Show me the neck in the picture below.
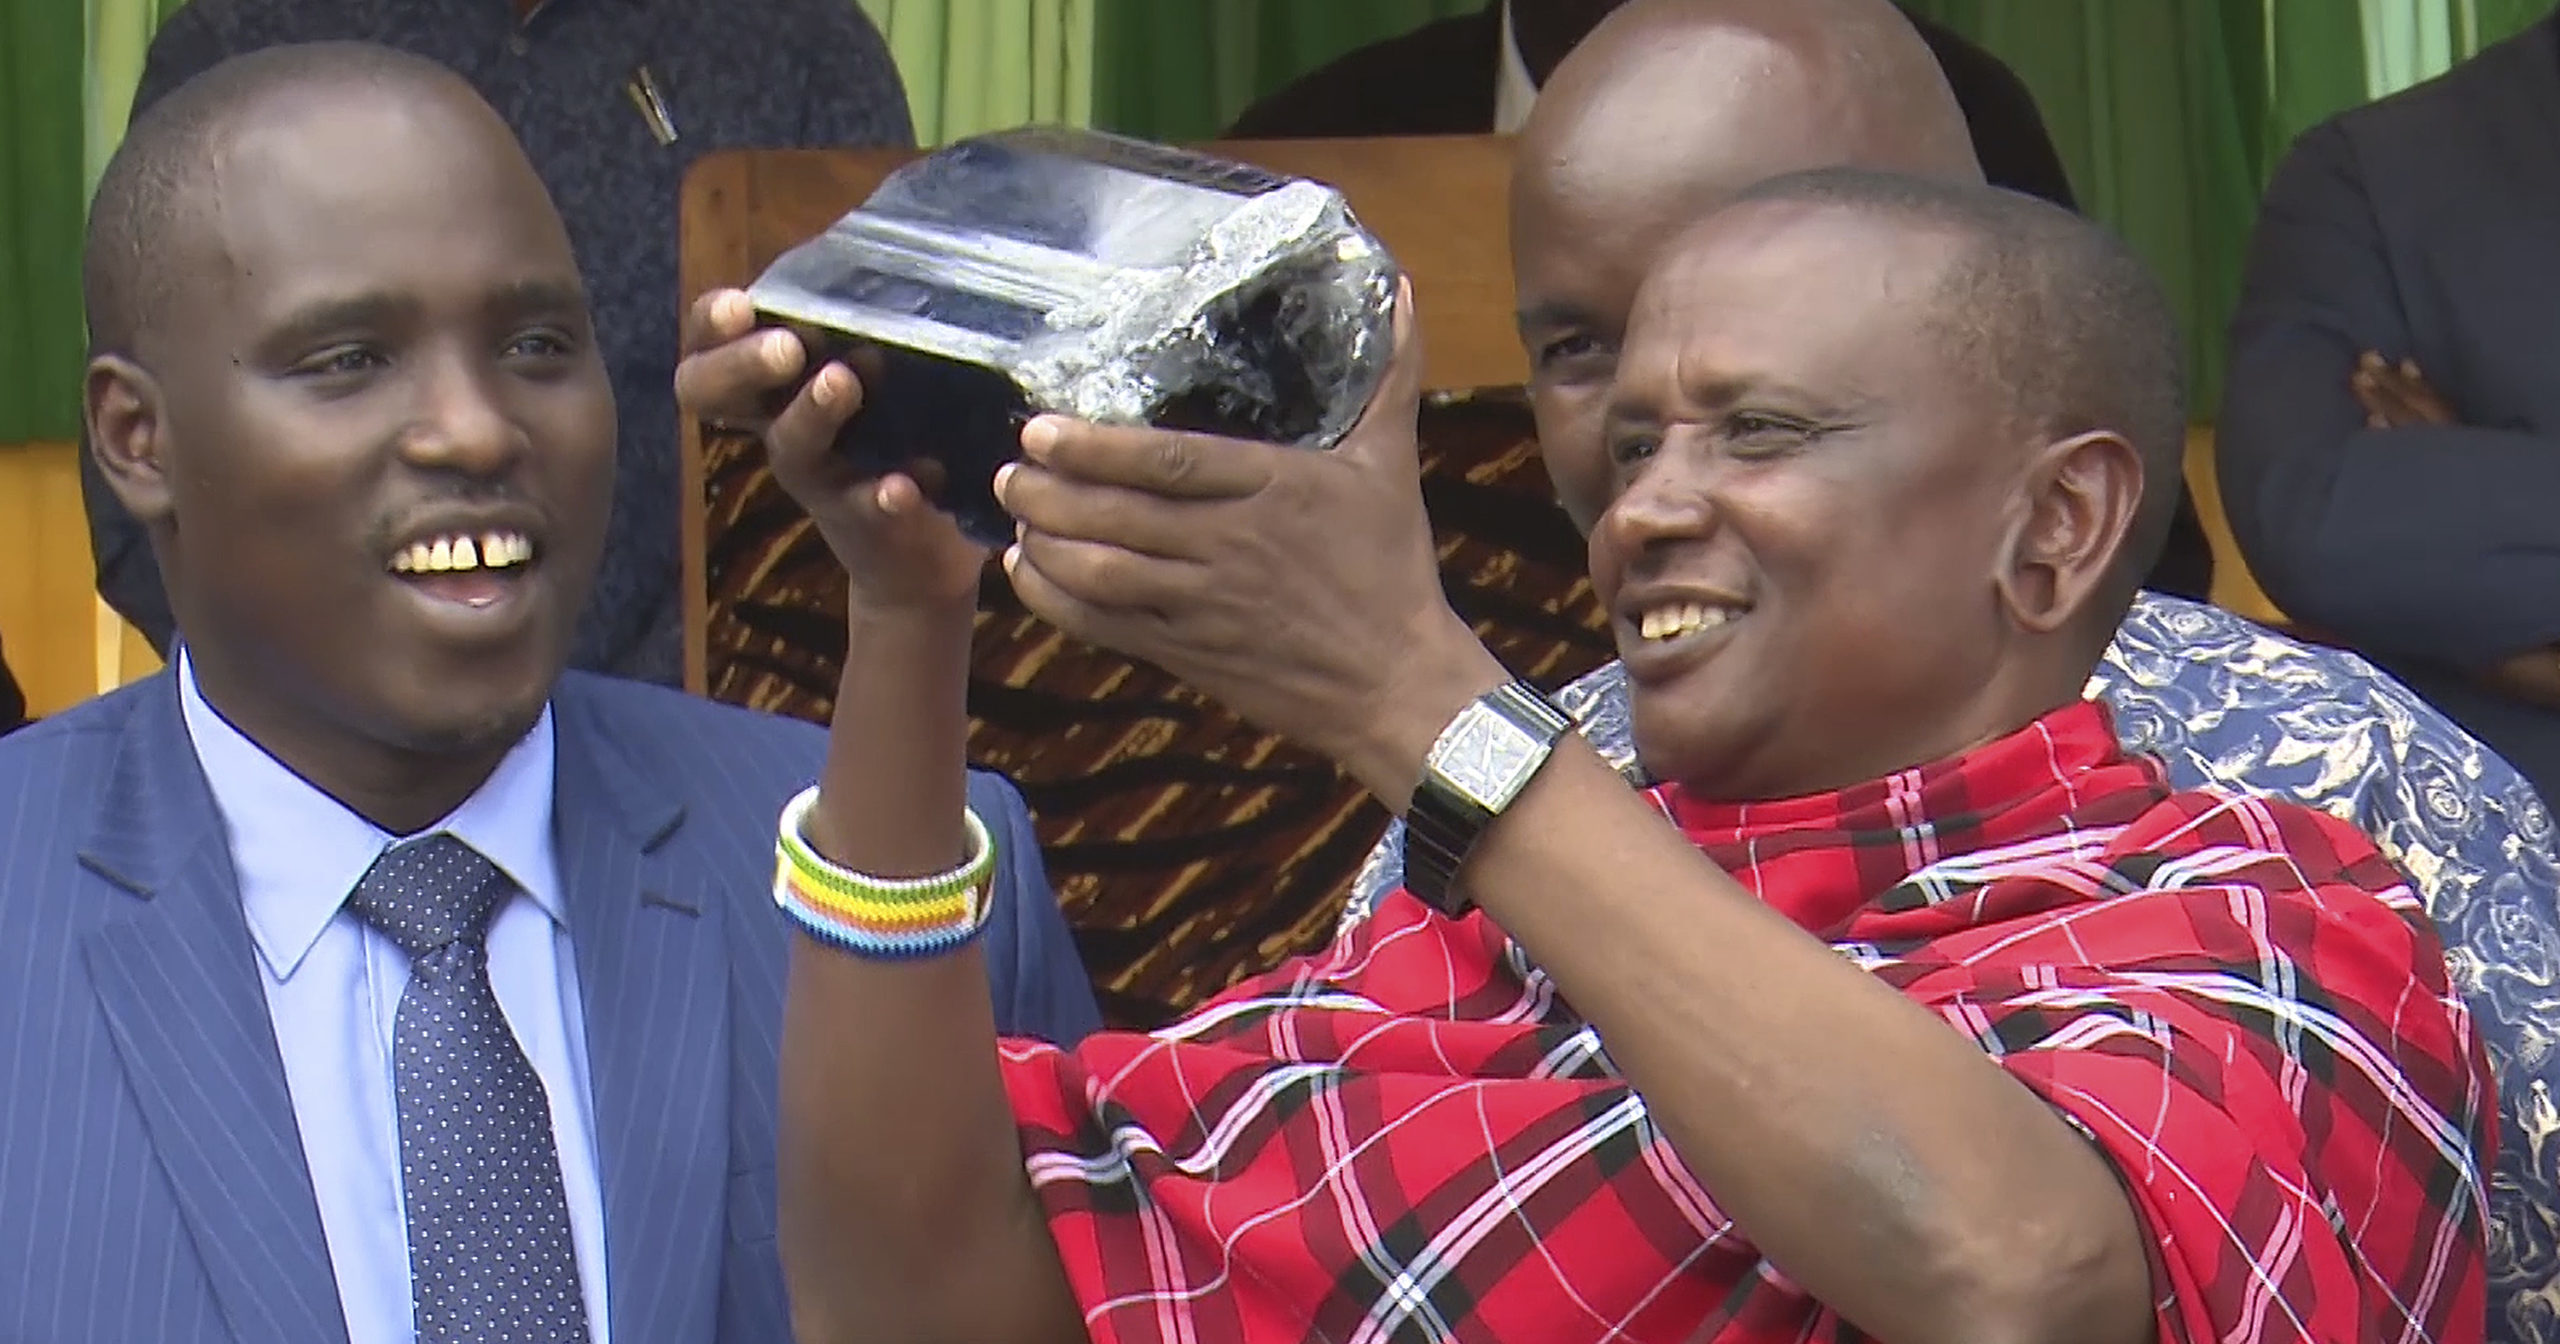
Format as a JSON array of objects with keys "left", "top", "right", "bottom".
[
  {"left": 183, "top": 647, "right": 527, "bottom": 837},
  {"left": 1655, "top": 668, "right": 2091, "bottom": 806}
]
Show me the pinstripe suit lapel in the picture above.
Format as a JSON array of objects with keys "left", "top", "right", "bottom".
[
  {"left": 77, "top": 675, "right": 351, "bottom": 1344},
  {"left": 550, "top": 678, "right": 731, "bottom": 1344}
]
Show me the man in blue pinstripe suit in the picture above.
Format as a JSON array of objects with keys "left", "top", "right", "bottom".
[{"left": 0, "top": 43, "right": 1098, "bottom": 1344}]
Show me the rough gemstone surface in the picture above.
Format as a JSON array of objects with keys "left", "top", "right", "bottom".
[{"left": 748, "top": 126, "right": 1402, "bottom": 545}]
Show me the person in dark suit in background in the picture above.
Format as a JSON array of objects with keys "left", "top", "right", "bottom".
[
  {"left": 2218, "top": 12, "right": 2560, "bottom": 808},
  {"left": 84, "top": 0, "right": 917, "bottom": 687},
  {"left": 1228, "top": 0, "right": 2217, "bottom": 603},
  {"left": 2, "top": 44, "right": 1096, "bottom": 1344}
]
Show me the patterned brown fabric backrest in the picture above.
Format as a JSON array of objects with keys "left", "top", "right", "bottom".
[{"left": 699, "top": 389, "right": 1609, "bottom": 1026}]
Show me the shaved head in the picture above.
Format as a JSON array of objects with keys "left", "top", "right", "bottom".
[
  {"left": 1726, "top": 168, "right": 2186, "bottom": 612},
  {"left": 77, "top": 40, "right": 613, "bottom": 825},
  {"left": 1519, "top": 0, "right": 1979, "bottom": 224},
  {"left": 83, "top": 42, "right": 517, "bottom": 362},
  {"left": 1509, "top": 0, "right": 1989, "bottom": 535},
  {"left": 1590, "top": 170, "right": 2177, "bottom": 795}
]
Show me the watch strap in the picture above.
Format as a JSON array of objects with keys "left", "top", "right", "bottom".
[{"left": 1404, "top": 681, "right": 1574, "bottom": 916}]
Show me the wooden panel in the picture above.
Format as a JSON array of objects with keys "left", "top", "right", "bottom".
[
  {"left": 2183, "top": 425, "right": 2287, "bottom": 628},
  {"left": 683, "top": 137, "right": 1521, "bottom": 384},
  {"left": 0, "top": 441, "right": 165, "bottom": 715}
]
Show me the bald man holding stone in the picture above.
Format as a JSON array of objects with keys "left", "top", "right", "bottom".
[{"left": 677, "top": 5, "right": 2495, "bottom": 1343}]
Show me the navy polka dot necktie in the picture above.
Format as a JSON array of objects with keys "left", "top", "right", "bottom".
[{"left": 348, "top": 833, "right": 591, "bottom": 1344}]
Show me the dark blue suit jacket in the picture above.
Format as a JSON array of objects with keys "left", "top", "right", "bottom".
[
  {"left": 2219, "top": 15, "right": 2560, "bottom": 807},
  {"left": 0, "top": 671, "right": 1099, "bottom": 1344}
]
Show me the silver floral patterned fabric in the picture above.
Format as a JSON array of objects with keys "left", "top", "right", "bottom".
[{"left": 1348, "top": 590, "right": 2560, "bottom": 1343}]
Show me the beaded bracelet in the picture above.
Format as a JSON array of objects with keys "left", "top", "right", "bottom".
[{"left": 772, "top": 786, "right": 997, "bottom": 960}]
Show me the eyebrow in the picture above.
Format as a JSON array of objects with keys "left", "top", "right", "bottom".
[
  {"left": 1606, "top": 371, "right": 1858, "bottom": 429},
  {"left": 257, "top": 277, "right": 590, "bottom": 353},
  {"left": 260, "top": 291, "right": 421, "bottom": 353},
  {"left": 486, "top": 277, "right": 592, "bottom": 322},
  {"left": 1514, "top": 300, "right": 1598, "bottom": 334}
]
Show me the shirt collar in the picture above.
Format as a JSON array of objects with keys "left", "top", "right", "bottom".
[{"left": 177, "top": 652, "right": 563, "bottom": 981}]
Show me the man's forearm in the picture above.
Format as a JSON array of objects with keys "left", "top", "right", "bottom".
[
  {"left": 1459, "top": 745, "right": 2152, "bottom": 1344},
  {"left": 780, "top": 599, "right": 1080, "bottom": 1344},
  {"left": 2238, "top": 422, "right": 2560, "bottom": 667}
]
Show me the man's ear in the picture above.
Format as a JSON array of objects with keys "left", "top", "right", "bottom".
[
  {"left": 1994, "top": 429, "right": 2143, "bottom": 634},
  {"left": 85, "top": 355, "right": 176, "bottom": 525}
]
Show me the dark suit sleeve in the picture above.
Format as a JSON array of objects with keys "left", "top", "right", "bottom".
[
  {"left": 967, "top": 771, "right": 1101, "bottom": 1045},
  {"left": 793, "top": 0, "right": 917, "bottom": 148},
  {"left": 81, "top": 3, "right": 236, "bottom": 656},
  {"left": 2218, "top": 121, "right": 2560, "bottom": 668}
]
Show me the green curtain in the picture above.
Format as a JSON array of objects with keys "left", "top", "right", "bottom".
[
  {"left": 0, "top": 0, "right": 182, "bottom": 445},
  {"left": 2361, "top": 0, "right": 2552, "bottom": 91},
  {"left": 857, "top": 0, "right": 1096, "bottom": 145},
  {"left": 2, "top": 0, "right": 90, "bottom": 443},
  {"left": 1089, "top": 0, "right": 1484, "bottom": 144},
  {"left": 86, "top": 0, "right": 190, "bottom": 194},
  {"left": 1892, "top": 1, "right": 2370, "bottom": 409}
]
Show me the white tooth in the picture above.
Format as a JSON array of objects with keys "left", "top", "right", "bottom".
[
  {"left": 480, "top": 533, "right": 505, "bottom": 567},
  {"left": 451, "top": 536, "right": 480, "bottom": 570},
  {"left": 429, "top": 538, "right": 453, "bottom": 571},
  {"left": 391, "top": 550, "right": 413, "bottom": 574},
  {"left": 1674, "top": 603, "right": 1701, "bottom": 633},
  {"left": 406, "top": 542, "right": 434, "bottom": 573},
  {"left": 510, "top": 535, "right": 533, "bottom": 565},
  {"left": 1639, "top": 609, "right": 1662, "bottom": 640}
]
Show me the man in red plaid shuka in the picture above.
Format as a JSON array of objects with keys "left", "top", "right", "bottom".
[
  {"left": 998, "top": 700, "right": 2489, "bottom": 1343},
  {"left": 683, "top": 59, "right": 2495, "bottom": 1344}
]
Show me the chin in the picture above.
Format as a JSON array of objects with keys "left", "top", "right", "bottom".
[
  {"left": 374, "top": 660, "right": 556, "bottom": 759},
  {"left": 387, "top": 698, "right": 549, "bottom": 760},
  {"left": 1627, "top": 707, "right": 1732, "bottom": 798}
]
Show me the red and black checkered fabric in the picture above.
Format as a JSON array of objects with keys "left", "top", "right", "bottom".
[{"left": 996, "top": 700, "right": 2495, "bottom": 1343}]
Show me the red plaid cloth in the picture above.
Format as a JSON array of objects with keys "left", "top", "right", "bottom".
[{"left": 997, "top": 701, "right": 2495, "bottom": 1343}]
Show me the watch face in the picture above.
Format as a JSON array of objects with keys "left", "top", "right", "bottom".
[{"left": 1431, "top": 708, "right": 1547, "bottom": 806}]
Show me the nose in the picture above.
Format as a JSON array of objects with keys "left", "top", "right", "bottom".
[
  {"left": 396, "top": 346, "right": 525, "bottom": 478},
  {"left": 1594, "top": 437, "right": 1718, "bottom": 563}
]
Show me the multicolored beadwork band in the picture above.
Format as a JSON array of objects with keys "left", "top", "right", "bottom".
[{"left": 772, "top": 786, "right": 996, "bottom": 960}]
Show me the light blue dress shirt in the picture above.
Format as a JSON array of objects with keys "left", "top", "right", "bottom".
[{"left": 178, "top": 655, "right": 611, "bottom": 1344}]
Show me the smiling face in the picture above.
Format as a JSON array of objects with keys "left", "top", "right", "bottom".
[
  {"left": 89, "top": 74, "right": 612, "bottom": 812},
  {"left": 1588, "top": 201, "right": 2044, "bottom": 800},
  {"left": 1508, "top": 0, "right": 1982, "bottom": 536}
]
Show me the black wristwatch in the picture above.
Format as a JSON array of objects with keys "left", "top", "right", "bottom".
[{"left": 1404, "top": 680, "right": 1576, "bottom": 916}]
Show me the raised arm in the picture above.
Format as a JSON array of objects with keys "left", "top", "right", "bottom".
[
  {"left": 673, "top": 291, "right": 1082, "bottom": 1344},
  {"left": 2218, "top": 119, "right": 2560, "bottom": 669},
  {"left": 992, "top": 294, "right": 2152, "bottom": 1344}
]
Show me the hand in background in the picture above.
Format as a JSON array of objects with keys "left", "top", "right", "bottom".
[
  {"left": 2483, "top": 647, "right": 2560, "bottom": 710},
  {"left": 2351, "top": 351, "right": 2457, "bottom": 429},
  {"left": 994, "top": 281, "right": 1506, "bottom": 805},
  {"left": 674, "top": 289, "right": 989, "bottom": 614},
  {"left": 2346, "top": 352, "right": 2560, "bottom": 707}
]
